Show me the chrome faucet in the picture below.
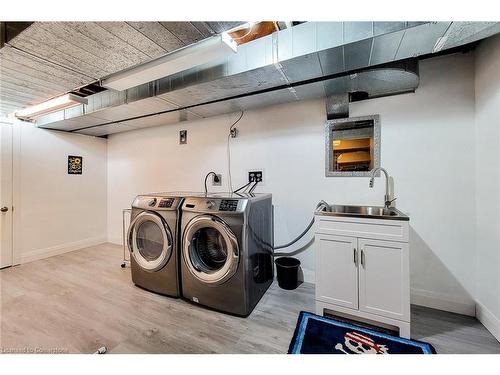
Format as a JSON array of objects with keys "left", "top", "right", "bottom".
[{"left": 369, "top": 167, "right": 396, "bottom": 208}]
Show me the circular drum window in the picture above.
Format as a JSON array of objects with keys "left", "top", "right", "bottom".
[
  {"left": 128, "top": 212, "right": 172, "bottom": 272},
  {"left": 190, "top": 227, "right": 228, "bottom": 272},
  {"left": 136, "top": 221, "right": 164, "bottom": 261},
  {"left": 183, "top": 215, "right": 239, "bottom": 285}
]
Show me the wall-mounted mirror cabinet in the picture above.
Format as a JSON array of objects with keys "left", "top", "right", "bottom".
[{"left": 325, "top": 115, "right": 380, "bottom": 177}]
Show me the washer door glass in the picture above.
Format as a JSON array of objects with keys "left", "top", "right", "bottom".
[
  {"left": 128, "top": 212, "right": 172, "bottom": 272},
  {"left": 191, "top": 227, "right": 228, "bottom": 272},
  {"left": 183, "top": 215, "right": 239, "bottom": 285}
]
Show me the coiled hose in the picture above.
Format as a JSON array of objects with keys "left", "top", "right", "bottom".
[{"left": 274, "top": 200, "right": 329, "bottom": 256}]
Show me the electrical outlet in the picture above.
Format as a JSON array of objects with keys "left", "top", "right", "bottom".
[
  {"left": 212, "top": 174, "right": 222, "bottom": 186},
  {"left": 248, "top": 170, "right": 263, "bottom": 183}
]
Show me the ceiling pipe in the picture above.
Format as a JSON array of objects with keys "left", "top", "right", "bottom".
[
  {"left": 326, "top": 93, "right": 349, "bottom": 120},
  {"left": 35, "top": 21, "right": 500, "bottom": 136}
]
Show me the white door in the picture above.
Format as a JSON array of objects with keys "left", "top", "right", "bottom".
[
  {"left": 358, "top": 238, "right": 410, "bottom": 321},
  {"left": 315, "top": 234, "right": 359, "bottom": 309},
  {"left": 0, "top": 123, "right": 13, "bottom": 268}
]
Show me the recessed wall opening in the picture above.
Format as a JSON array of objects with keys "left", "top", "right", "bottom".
[
  {"left": 325, "top": 115, "right": 381, "bottom": 177},
  {"left": 333, "top": 137, "right": 373, "bottom": 172}
]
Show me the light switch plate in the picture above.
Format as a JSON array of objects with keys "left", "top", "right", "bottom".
[{"left": 179, "top": 130, "right": 187, "bottom": 144}]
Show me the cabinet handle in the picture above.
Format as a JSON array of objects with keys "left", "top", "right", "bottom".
[
  {"left": 361, "top": 249, "right": 365, "bottom": 267},
  {"left": 353, "top": 248, "right": 357, "bottom": 265}
]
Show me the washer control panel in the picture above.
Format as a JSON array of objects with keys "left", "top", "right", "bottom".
[
  {"left": 219, "top": 199, "right": 238, "bottom": 212},
  {"left": 182, "top": 197, "right": 246, "bottom": 213}
]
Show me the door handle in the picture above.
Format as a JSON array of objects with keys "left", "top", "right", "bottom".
[
  {"left": 361, "top": 249, "right": 365, "bottom": 267},
  {"left": 0, "top": 206, "right": 8, "bottom": 213},
  {"left": 353, "top": 248, "right": 357, "bottom": 265}
]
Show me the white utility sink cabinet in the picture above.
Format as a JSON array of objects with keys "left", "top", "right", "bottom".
[{"left": 314, "top": 213, "right": 410, "bottom": 338}]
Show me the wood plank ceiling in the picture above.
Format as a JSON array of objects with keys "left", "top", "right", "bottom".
[{"left": 0, "top": 21, "right": 243, "bottom": 116}]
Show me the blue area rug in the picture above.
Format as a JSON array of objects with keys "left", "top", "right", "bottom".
[{"left": 289, "top": 312, "right": 436, "bottom": 354}]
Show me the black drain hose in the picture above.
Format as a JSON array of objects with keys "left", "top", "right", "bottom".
[{"left": 274, "top": 200, "right": 329, "bottom": 255}]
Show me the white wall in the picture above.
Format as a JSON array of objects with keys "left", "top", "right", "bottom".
[
  {"left": 107, "top": 52, "right": 477, "bottom": 314},
  {"left": 474, "top": 34, "right": 500, "bottom": 340},
  {"left": 351, "top": 54, "right": 477, "bottom": 315},
  {"left": 14, "top": 124, "right": 107, "bottom": 263}
]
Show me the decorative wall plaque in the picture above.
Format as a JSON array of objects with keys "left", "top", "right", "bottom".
[{"left": 68, "top": 155, "right": 83, "bottom": 175}]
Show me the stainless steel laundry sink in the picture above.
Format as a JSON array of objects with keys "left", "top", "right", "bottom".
[{"left": 316, "top": 204, "right": 409, "bottom": 221}]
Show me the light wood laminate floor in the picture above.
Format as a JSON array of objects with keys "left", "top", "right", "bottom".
[{"left": 1, "top": 243, "right": 499, "bottom": 354}]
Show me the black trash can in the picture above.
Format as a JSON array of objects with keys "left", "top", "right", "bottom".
[{"left": 275, "top": 257, "right": 301, "bottom": 290}]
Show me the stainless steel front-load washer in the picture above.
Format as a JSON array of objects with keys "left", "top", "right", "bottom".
[
  {"left": 180, "top": 193, "right": 274, "bottom": 316},
  {"left": 127, "top": 194, "right": 185, "bottom": 297}
]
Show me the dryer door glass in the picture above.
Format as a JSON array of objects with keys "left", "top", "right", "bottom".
[
  {"left": 128, "top": 212, "right": 172, "bottom": 272},
  {"left": 136, "top": 221, "right": 164, "bottom": 261},
  {"left": 183, "top": 215, "right": 239, "bottom": 285}
]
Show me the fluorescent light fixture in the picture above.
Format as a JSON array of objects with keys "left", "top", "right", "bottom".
[
  {"left": 101, "top": 33, "right": 238, "bottom": 91},
  {"left": 14, "top": 93, "right": 87, "bottom": 120}
]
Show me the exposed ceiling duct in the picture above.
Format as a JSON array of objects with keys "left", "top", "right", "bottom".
[
  {"left": 326, "top": 94, "right": 350, "bottom": 120},
  {"left": 185, "top": 61, "right": 418, "bottom": 122},
  {"left": 0, "top": 21, "right": 246, "bottom": 116},
  {"left": 100, "top": 33, "right": 238, "bottom": 91},
  {"left": 34, "top": 21, "right": 500, "bottom": 136}
]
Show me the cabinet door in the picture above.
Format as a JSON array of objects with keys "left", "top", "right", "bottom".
[
  {"left": 316, "top": 234, "right": 358, "bottom": 309},
  {"left": 358, "top": 238, "right": 410, "bottom": 321}
]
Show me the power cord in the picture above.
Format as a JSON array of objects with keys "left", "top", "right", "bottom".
[
  {"left": 227, "top": 111, "right": 244, "bottom": 192},
  {"left": 248, "top": 181, "right": 258, "bottom": 194},
  {"left": 233, "top": 180, "right": 258, "bottom": 195},
  {"left": 233, "top": 181, "right": 252, "bottom": 194},
  {"left": 204, "top": 171, "right": 220, "bottom": 194}
]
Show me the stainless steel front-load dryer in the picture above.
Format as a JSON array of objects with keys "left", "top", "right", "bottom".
[
  {"left": 180, "top": 193, "right": 274, "bottom": 316},
  {"left": 127, "top": 194, "right": 185, "bottom": 297}
]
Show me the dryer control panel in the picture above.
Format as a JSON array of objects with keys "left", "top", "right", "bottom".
[
  {"left": 132, "top": 196, "right": 181, "bottom": 211},
  {"left": 158, "top": 198, "right": 174, "bottom": 208}
]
